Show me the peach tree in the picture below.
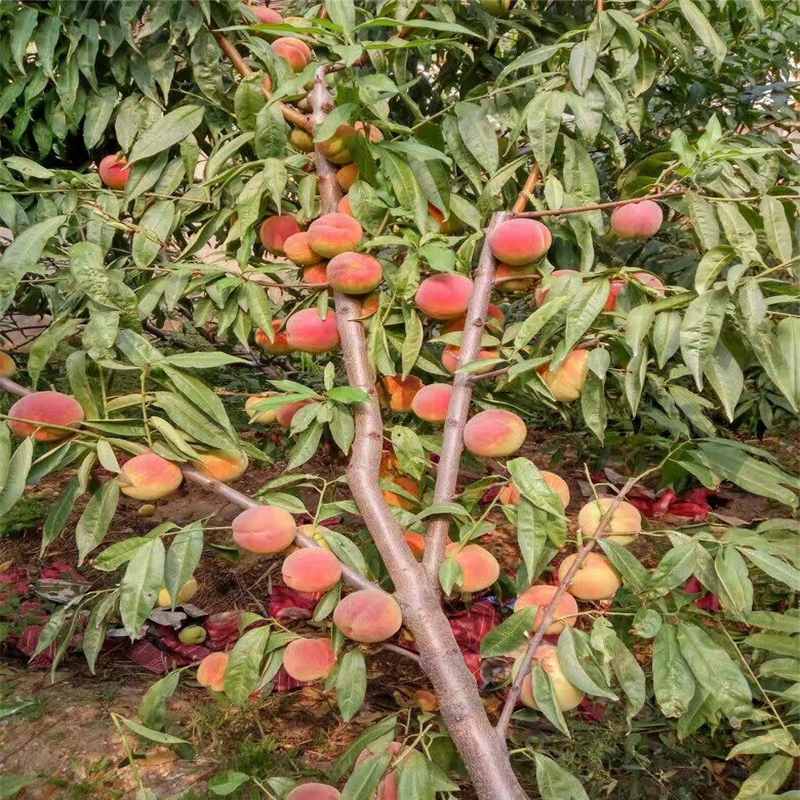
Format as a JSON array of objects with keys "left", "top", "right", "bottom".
[{"left": 0, "top": 1, "right": 799, "bottom": 799}]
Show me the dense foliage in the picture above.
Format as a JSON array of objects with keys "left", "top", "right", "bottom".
[{"left": 0, "top": 1, "right": 798, "bottom": 798}]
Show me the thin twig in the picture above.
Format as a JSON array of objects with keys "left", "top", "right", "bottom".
[
  {"left": 512, "top": 166, "right": 541, "bottom": 214},
  {"left": 634, "top": 0, "right": 672, "bottom": 23},
  {"left": 495, "top": 475, "right": 639, "bottom": 736},
  {"left": 512, "top": 189, "right": 685, "bottom": 220}
]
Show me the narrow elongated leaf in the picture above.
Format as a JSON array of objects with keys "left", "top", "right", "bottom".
[
  {"left": 337, "top": 649, "right": 367, "bottom": 722},
  {"left": 75, "top": 479, "right": 120, "bottom": 565},
  {"left": 120, "top": 538, "right": 165, "bottom": 638},
  {"left": 129, "top": 105, "right": 205, "bottom": 163},
  {"left": 526, "top": 91, "right": 567, "bottom": 173},
  {"left": 531, "top": 665, "right": 570, "bottom": 736},
  {"left": 679, "top": 0, "right": 726, "bottom": 70},
  {"left": 0, "top": 437, "right": 33, "bottom": 519},
  {"left": 534, "top": 753, "right": 589, "bottom": 800},
  {"left": 739, "top": 548, "right": 800, "bottom": 591},
  {"left": 760, "top": 196, "right": 793, "bottom": 263},
  {"left": 164, "top": 523, "right": 203, "bottom": 608},
  {"left": 224, "top": 626, "right": 271, "bottom": 705},
  {"left": 653, "top": 624, "right": 695, "bottom": 718},
  {"left": 680, "top": 288, "right": 728, "bottom": 388},
  {"left": 480, "top": 607, "right": 538, "bottom": 657},
  {"left": 557, "top": 627, "right": 618, "bottom": 700}
]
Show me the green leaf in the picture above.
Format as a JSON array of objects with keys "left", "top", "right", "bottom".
[
  {"left": 597, "top": 539, "right": 649, "bottom": 593},
  {"left": 677, "top": 622, "right": 752, "bottom": 724},
  {"left": 525, "top": 91, "right": 567, "bottom": 174},
  {"left": 734, "top": 754, "right": 793, "bottom": 799},
  {"left": 506, "top": 459, "right": 566, "bottom": 518},
  {"left": 455, "top": 103, "right": 498, "bottom": 174},
  {"left": 534, "top": 752, "right": 589, "bottom": 800},
  {"left": 41, "top": 477, "right": 82, "bottom": 556},
  {"left": 120, "top": 538, "right": 165, "bottom": 638},
  {"left": 139, "top": 669, "right": 181, "bottom": 731},
  {"left": 287, "top": 421, "right": 324, "bottom": 470},
  {"left": 760, "top": 196, "right": 793, "bottom": 263},
  {"left": 532, "top": 665, "right": 570, "bottom": 737},
  {"left": 557, "top": 627, "right": 618, "bottom": 701},
  {"left": 0, "top": 437, "right": 33, "bottom": 519},
  {"left": 694, "top": 246, "right": 735, "bottom": 295},
  {"left": 164, "top": 523, "right": 203, "bottom": 609},
  {"left": 224, "top": 626, "right": 271, "bottom": 706},
  {"left": 83, "top": 86, "right": 118, "bottom": 149},
  {"left": 480, "top": 607, "right": 538, "bottom": 657},
  {"left": 569, "top": 28, "right": 602, "bottom": 95},
  {"left": 129, "top": 105, "right": 205, "bottom": 163},
  {"left": 116, "top": 714, "right": 187, "bottom": 746},
  {"left": 337, "top": 649, "right": 367, "bottom": 722},
  {"left": 685, "top": 191, "right": 720, "bottom": 250},
  {"left": 341, "top": 752, "right": 392, "bottom": 800},
  {"left": 0, "top": 216, "right": 66, "bottom": 314},
  {"left": 739, "top": 548, "right": 800, "bottom": 591},
  {"left": 679, "top": 288, "right": 728, "bottom": 389},
  {"left": 704, "top": 340, "right": 743, "bottom": 422},
  {"left": 75, "top": 479, "right": 120, "bottom": 565},
  {"left": 652, "top": 624, "right": 695, "bottom": 718},
  {"left": 497, "top": 44, "right": 568, "bottom": 82},
  {"left": 94, "top": 537, "right": 151, "bottom": 571},
  {"left": 133, "top": 200, "right": 175, "bottom": 268},
  {"left": 679, "top": 0, "right": 727, "bottom": 71},
  {"left": 714, "top": 546, "right": 752, "bottom": 617},
  {"left": 208, "top": 772, "right": 251, "bottom": 797},
  {"left": 331, "top": 716, "right": 399, "bottom": 782},
  {"left": 396, "top": 751, "right": 433, "bottom": 800},
  {"left": 647, "top": 542, "right": 698, "bottom": 595}
]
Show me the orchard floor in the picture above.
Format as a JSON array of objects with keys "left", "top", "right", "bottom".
[{"left": 1, "top": 429, "right": 794, "bottom": 800}]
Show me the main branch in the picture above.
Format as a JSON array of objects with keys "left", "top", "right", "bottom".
[{"left": 309, "top": 69, "right": 528, "bottom": 800}]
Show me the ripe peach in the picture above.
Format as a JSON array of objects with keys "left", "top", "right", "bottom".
[
  {"left": 259, "top": 214, "right": 302, "bottom": 256},
  {"left": 463, "top": 409, "right": 526, "bottom": 458},
  {"left": 515, "top": 584, "right": 578, "bottom": 634},
  {"left": 578, "top": 498, "right": 641, "bottom": 545},
  {"left": 337, "top": 196, "right": 353, "bottom": 216},
  {"left": 414, "top": 274, "right": 473, "bottom": 320},
  {"left": 282, "top": 547, "right": 342, "bottom": 592},
  {"left": 285, "top": 232, "right": 323, "bottom": 266},
  {"left": 290, "top": 128, "right": 314, "bottom": 152},
  {"left": 286, "top": 784, "right": 340, "bottom": 800},
  {"left": 441, "top": 303, "right": 505, "bottom": 335},
  {"left": 302, "top": 263, "right": 329, "bottom": 285},
  {"left": 355, "top": 741, "right": 407, "bottom": 800},
  {"left": 498, "top": 471, "right": 570, "bottom": 509},
  {"left": 495, "top": 262, "right": 537, "bottom": 292},
  {"left": 445, "top": 543, "right": 500, "bottom": 593},
  {"left": 192, "top": 450, "right": 248, "bottom": 483},
  {"left": 197, "top": 651, "right": 229, "bottom": 693},
  {"left": 283, "top": 637, "right": 337, "bottom": 681},
  {"left": 361, "top": 292, "right": 380, "bottom": 318},
  {"left": 307, "top": 213, "right": 363, "bottom": 259},
  {"left": 558, "top": 552, "right": 621, "bottom": 601},
  {"left": 411, "top": 383, "right": 452, "bottom": 423},
  {"left": 442, "top": 345, "right": 498, "bottom": 374},
  {"left": 285, "top": 308, "right": 340, "bottom": 353},
  {"left": 271, "top": 37, "right": 312, "bottom": 72},
  {"left": 337, "top": 164, "right": 359, "bottom": 191},
  {"left": 378, "top": 374, "right": 423, "bottom": 413},
  {"left": 534, "top": 269, "right": 580, "bottom": 306},
  {"left": 605, "top": 272, "right": 666, "bottom": 312},
  {"left": 252, "top": 3, "right": 282, "bottom": 23},
  {"left": 255, "top": 320, "right": 294, "bottom": 355},
  {"left": 232, "top": 505, "right": 296, "bottom": 554},
  {"left": 404, "top": 531, "right": 427, "bottom": 558},
  {"left": 488, "top": 219, "right": 552, "bottom": 265},
  {"left": 7, "top": 391, "right": 85, "bottom": 441},
  {"left": 382, "top": 474, "right": 420, "bottom": 510},
  {"left": 157, "top": 578, "right": 198, "bottom": 608},
  {"left": 539, "top": 349, "right": 590, "bottom": 402},
  {"left": 0, "top": 351, "right": 17, "bottom": 377},
  {"left": 119, "top": 453, "right": 183, "bottom": 500},
  {"left": 517, "top": 645, "right": 584, "bottom": 711},
  {"left": 276, "top": 398, "right": 316, "bottom": 427},
  {"left": 333, "top": 589, "right": 403, "bottom": 642},
  {"left": 429, "top": 203, "right": 461, "bottom": 234},
  {"left": 327, "top": 252, "right": 383, "bottom": 295},
  {"left": 98, "top": 154, "right": 130, "bottom": 190},
  {"left": 610, "top": 200, "right": 663, "bottom": 239},
  {"left": 318, "top": 121, "right": 383, "bottom": 165},
  {"left": 246, "top": 394, "right": 279, "bottom": 424}
]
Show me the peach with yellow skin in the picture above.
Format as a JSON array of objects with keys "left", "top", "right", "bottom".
[
  {"left": 7, "top": 391, "right": 85, "bottom": 442},
  {"left": 290, "top": 128, "right": 314, "bottom": 152},
  {"left": 327, "top": 252, "right": 383, "bottom": 295},
  {"left": 284, "top": 232, "right": 323, "bottom": 266},
  {"left": 578, "top": 497, "right": 641, "bottom": 545},
  {"left": 495, "top": 262, "right": 538, "bottom": 292},
  {"left": 119, "top": 453, "right": 183, "bottom": 500},
  {"left": 197, "top": 651, "right": 229, "bottom": 693},
  {"left": 414, "top": 274, "right": 474, "bottom": 320},
  {"left": 192, "top": 450, "right": 248, "bottom": 483},
  {"left": 245, "top": 393, "right": 279, "bottom": 424},
  {"left": 302, "top": 263, "right": 329, "bottom": 285},
  {"left": 232, "top": 505, "right": 296, "bottom": 554},
  {"left": 271, "top": 37, "right": 312, "bottom": 72},
  {"left": 445, "top": 543, "right": 500, "bottom": 593},
  {"left": 282, "top": 547, "right": 342, "bottom": 592},
  {"left": 410, "top": 382, "right": 452, "bottom": 423},
  {"left": 463, "top": 409, "right": 527, "bottom": 458},
  {"left": 488, "top": 218, "right": 552, "bottom": 265},
  {"left": 515, "top": 584, "right": 578, "bottom": 635},
  {"left": 539, "top": 349, "right": 590, "bottom": 402},
  {"left": 255, "top": 320, "right": 294, "bottom": 355},
  {"left": 333, "top": 589, "right": 403, "bottom": 643},
  {"left": 337, "top": 163, "right": 359, "bottom": 191},
  {"left": 307, "top": 213, "right": 363, "bottom": 259},
  {"left": 318, "top": 121, "right": 383, "bottom": 165},
  {"left": 382, "top": 474, "right": 420, "bottom": 510},
  {"left": 157, "top": 578, "right": 198, "bottom": 608},
  {"left": 0, "top": 351, "right": 17, "bottom": 377},
  {"left": 442, "top": 345, "right": 498, "bottom": 375},
  {"left": 517, "top": 645, "right": 585, "bottom": 711},
  {"left": 559, "top": 552, "right": 622, "bottom": 601},
  {"left": 283, "top": 637, "right": 337, "bottom": 682},
  {"left": 259, "top": 214, "right": 302, "bottom": 256},
  {"left": 378, "top": 374, "right": 423, "bottom": 413}
]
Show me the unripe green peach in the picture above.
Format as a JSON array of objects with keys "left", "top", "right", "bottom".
[{"left": 179, "top": 625, "right": 207, "bottom": 644}]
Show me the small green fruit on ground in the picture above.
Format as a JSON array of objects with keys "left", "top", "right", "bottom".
[{"left": 179, "top": 625, "right": 207, "bottom": 644}]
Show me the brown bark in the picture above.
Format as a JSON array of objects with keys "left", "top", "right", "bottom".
[{"left": 512, "top": 188, "right": 684, "bottom": 219}]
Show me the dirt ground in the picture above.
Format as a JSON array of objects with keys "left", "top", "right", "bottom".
[{"left": 1, "top": 431, "right": 794, "bottom": 799}]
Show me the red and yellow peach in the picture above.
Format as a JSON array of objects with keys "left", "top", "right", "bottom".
[
  {"left": 333, "top": 589, "right": 403, "bottom": 642},
  {"left": 488, "top": 219, "right": 551, "bottom": 265},
  {"left": 259, "top": 214, "right": 302, "bottom": 256},
  {"left": 610, "top": 200, "right": 663, "bottom": 239},
  {"left": 463, "top": 409, "right": 526, "bottom": 458},
  {"left": 7, "top": 391, "right": 85, "bottom": 441},
  {"left": 192, "top": 450, "right": 248, "bottom": 483},
  {"left": 285, "top": 308, "right": 340, "bottom": 353},
  {"left": 539, "top": 349, "right": 590, "bottom": 402},
  {"left": 286, "top": 784, "right": 340, "bottom": 800},
  {"left": 327, "top": 252, "right": 383, "bottom": 295},
  {"left": 283, "top": 637, "right": 337, "bottom": 682},
  {"left": 119, "top": 453, "right": 183, "bottom": 500},
  {"left": 284, "top": 232, "right": 323, "bottom": 266},
  {"left": 378, "top": 374, "right": 423, "bottom": 413},
  {"left": 307, "top": 213, "right": 363, "bottom": 259},
  {"left": 197, "top": 652, "right": 229, "bottom": 693},
  {"left": 411, "top": 383, "right": 452, "bottom": 423},
  {"left": 558, "top": 552, "right": 621, "bottom": 601},
  {"left": 98, "top": 154, "right": 131, "bottom": 190},
  {"left": 271, "top": 37, "right": 312, "bottom": 72},
  {"left": 515, "top": 584, "right": 578, "bottom": 635},
  {"left": 445, "top": 543, "right": 500, "bottom": 593},
  {"left": 577, "top": 497, "right": 641, "bottom": 545},
  {"left": 282, "top": 547, "right": 342, "bottom": 592},
  {"left": 255, "top": 320, "right": 294, "bottom": 355},
  {"left": 517, "top": 645, "right": 584, "bottom": 711},
  {"left": 414, "top": 274, "right": 473, "bottom": 320},
  {"left": 232, "top": 505, "right": 296, "bottom": 554}
]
